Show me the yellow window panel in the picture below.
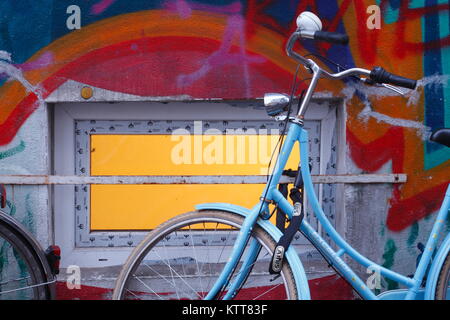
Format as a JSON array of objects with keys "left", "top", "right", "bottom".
[
  {"left": 90, "top": 134, "right": 300, "bottom": 231},
  {"left": 90, "top": 184, "right": 265, "bottom": 230}
]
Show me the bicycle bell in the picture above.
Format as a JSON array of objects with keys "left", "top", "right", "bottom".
[{"left": 296, "top": 11, "right": 322, "bottom": 31}]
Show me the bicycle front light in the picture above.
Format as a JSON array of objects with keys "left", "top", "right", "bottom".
[{"left": 264, "top": 93, "right": 290, "bottom": 117}]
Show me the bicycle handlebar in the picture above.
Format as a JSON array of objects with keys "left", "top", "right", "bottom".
[
  {"left": 285, "top": 28, "right": 417, "bottom": 118},
  {"left": 370, "top": 66, "right": 417, "bottom": 90},
  {"left": 300, "top": 30, "right": 349, "bottom": 45},
  {"left": 286, "top": 31, "right": 362, "bottom": 75}
]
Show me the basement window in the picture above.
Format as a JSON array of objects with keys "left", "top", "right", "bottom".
[{"left": 53, "top": 100, "right": 339, "bottom": 249}]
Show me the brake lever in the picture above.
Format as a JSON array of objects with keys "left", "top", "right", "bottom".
[
  {"left": 360, "top": 78, "right": 407, "bottom": 96},
  {"left": 382, "top": 83, "right": 407, "bottom": 96}
]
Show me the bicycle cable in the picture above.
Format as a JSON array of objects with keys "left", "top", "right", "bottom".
[
  {"left": 258, "top": 63, "right": 302, "bottom": 216},
  {"left": 304, "top": 52, "right": 362, "bottom": 83},
  {"left": 259, "top": 53, "right": 352, "bottom": 219}
]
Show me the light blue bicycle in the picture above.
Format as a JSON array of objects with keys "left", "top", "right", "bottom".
[{"left": 113, "top": 12, "right": 450, "bottom": 300}]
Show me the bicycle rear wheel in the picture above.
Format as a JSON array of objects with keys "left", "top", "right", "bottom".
[
  {"left": 113, "top": 210, "right": 298, "bottom": 300},
  {"left": 0, "top": 222, "right": 49, "bottom": 299},
  {"left": 435, "top": 250, "right": 450, "bottom": 300}
]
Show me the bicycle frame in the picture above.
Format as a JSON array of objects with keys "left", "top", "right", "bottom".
[
  {"left": 202, "top": 119, "right": 450, "bottom": 300},
  {"left": 200, "top": 25, "right": 450, "bottom": 301}
]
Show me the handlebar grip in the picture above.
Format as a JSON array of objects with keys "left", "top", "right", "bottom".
[
  {"left": 313, "top": 31, "right": 349, "bottom": 45},
  {"left": 370, "top": 66, "right": 417, "bottom": 90}
]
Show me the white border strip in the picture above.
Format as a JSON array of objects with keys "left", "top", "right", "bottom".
[{"left": 0, "top": 174, "right": 406, "bottom": 185}]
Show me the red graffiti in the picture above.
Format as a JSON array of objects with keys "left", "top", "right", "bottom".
[
  {"left": 55, "top": 274, "right": 354, "bottom": 300},
  {"left": 164, "top": 1, "right": 265, "bottom": 97},
  {"left": 347, "top": 126, "right": 448, "bottom": 231},
  {"left": 388, "top": 183, "right": 448, "bottom": 231},
  {"left": 56, "top": 282, "right": 111, "bottom": 300},
  {"left": 347, "top": 126, "right": 404, "bottom": 173},
  {"left": 91, "top": 0, "right": 117, "bottom": 15},
  {"left": 54, "top": 36, "right": 289, "bottom": 98},
  {"left": 353, "top": 0, "right": 450, "bottom": 63},
  {"left": 265, "top": 0, "right": 450, "bottom": 64},
  {"left": 394, "top": 1, "right": 450, "bottom": 58},
  {"left": 18, "top": 52, "right": 54, "bottom": 72},
  {"left": 245, "top": 0, "right": 317, "bottom": 40}
]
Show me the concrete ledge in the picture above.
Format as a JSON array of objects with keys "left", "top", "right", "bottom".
[{"left": 0, "top": 174, "right": 407, "bottom": 185}]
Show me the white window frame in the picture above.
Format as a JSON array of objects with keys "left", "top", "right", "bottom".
[{"left": 53, "top": 98, "right": 343, "bottom": 269}]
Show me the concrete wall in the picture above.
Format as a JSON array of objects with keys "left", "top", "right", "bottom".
[
  {"left": 0, "top": 0, "right": 449, "bottom": 299},
  {"left": 0, "top": 103, "right": 51, "bottom": 246}
]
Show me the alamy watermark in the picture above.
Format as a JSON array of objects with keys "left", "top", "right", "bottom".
[
  {"left": 66, "top": 265, "right": 81, "bottom": 290},
  {"left": 66, "top": 5, "right": 81, "bottom": 30},
  {"left": 170, "top": 121, "right": 283, "bottom": 174},
  {"left": 366, "top": 265, "right": 382, "bottom": 290},
  {"left": 65, "top": 4, "right": 382, "bottom": 31},
  {"left": 367, "top": 5, "right": 381, "bottom": 30}
]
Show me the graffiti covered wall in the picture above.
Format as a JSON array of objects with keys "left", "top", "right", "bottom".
[{"left": 0, "top": 0, "right": 449, "bottom": 298}]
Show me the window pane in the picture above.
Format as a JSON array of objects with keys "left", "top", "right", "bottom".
[{"left": 90, "top": 134, "right": 299, "bottom": 230}]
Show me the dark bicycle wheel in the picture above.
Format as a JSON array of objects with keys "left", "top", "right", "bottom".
[
  {"left": 0, "top": 222, "right": 50, "bottom": 299},
  {"left": 435, "top": 250, "right": 450, "bottom": 300}
]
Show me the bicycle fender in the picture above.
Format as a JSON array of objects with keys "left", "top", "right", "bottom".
[
  {"left": 0, "top": 209, "right": 56, "bottom": 299},
  {"left": 196, "top": 202, "right": 311, "bottom": 300},
  {"left": 424, "top": 232, "right": 450, "bottom": 300}
]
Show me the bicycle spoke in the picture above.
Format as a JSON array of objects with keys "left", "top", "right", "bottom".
[
  {"left": 0, "top": 276, "right": 31, "bottom": 286},
  {"left": 0, "top": 225, "right": 49, "bottom": 300},
  {"left": 162, "top": 239, "right": 180, "bottom": 300},
  {"left": 253, "top": 282, "right": 283, "bottom": 300},
  {"left": 153, "top": 250, "right": 203, "bottom": 299},
  {"left": 209, "top": 227, "right": 234, "bottom": 297},
  {"left": 228, "top": 251, "right": 270, "bottom": 291},
  {"left": 125, "top": 288, "right": 142, "bottom": 300},
  {"left": 0, "top": 278, "right": 55, "bottom": 296},
  {"left": 188, "top": 225, "right": 205, "bottom": 298},
  {"left": 116, "top": 212, "right": 296, "bottom": 300},
  {"left": 132, "top": 275, "right": 164, "bottom": 300},
  {"left": 141, "top": 263, "right": 179, "bottom": 292},
  {"left": 199, "top": 221, "right": 212, "bottom": 297},
  {"left": 204, "top": 222, "right": 221, "bottom": 293}
]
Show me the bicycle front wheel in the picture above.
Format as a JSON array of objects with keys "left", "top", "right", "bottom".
[
  {"left": 0, "top": 222, "right": 50, "bottom": 299},
  {"left": 435, "top": 250, "right": 450, "bottom": 300},
  {"left": 113, "top": 210, "right": 298, "bottom": 300}
]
